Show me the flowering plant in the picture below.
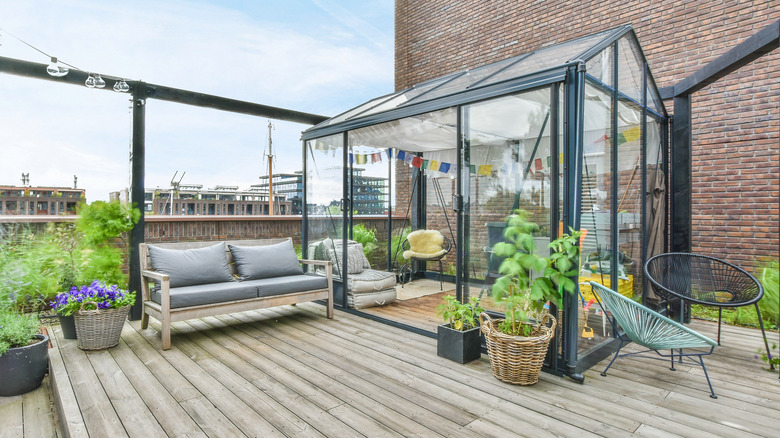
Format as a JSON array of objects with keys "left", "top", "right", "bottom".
[{"left": 50, "top": 281, "right": 135, "bottom": 316}]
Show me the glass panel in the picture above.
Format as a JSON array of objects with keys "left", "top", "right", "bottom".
[
  {"left": 481, "top": 30, "right": 614, "bottom": 87},
  {"left": 616, "top": 99, "right": 643, "bottom": 303},
  {"left": 579, "top": 79, "right": 615, "bottom": 353},
  {"left": 355, "top": 73, "right": 462, "bottom": 119},
  {"left": 646, "top": 77, "right": 664, "bottom": 116},
  {"left": 617, "top": 36, "right": 643, "bottom": 103},
  {"left": 305, "top": 134, "right": 345, "bottom": 282},
  {"left": 313, "top": 93, "right": 400, "bottom": 128},
  {"left": 407, "top": 56, "right": 524, "bottom": 103},
  {"left": 644, "top": 115, "right": 665, "bottom": 265},
  {"left": 585, "top": 45, "right": 613, "bottom": 87},
  {"left": 462, "top": 88, "right": 553, "bottom": 314}
]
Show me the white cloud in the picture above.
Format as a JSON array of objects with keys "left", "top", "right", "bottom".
[{"left": 0, "top": 0, "right": 393, "bottom": 201}]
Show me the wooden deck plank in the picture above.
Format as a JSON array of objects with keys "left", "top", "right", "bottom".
[
  {"left": 21, "top": 379, "right": 55, "bottom": 438},
  {"left": 41, "top": 301, "right": 780, "bottom": 438},
  {"left": 48, "top": 326, "right": 88, "bottom": 438},
  {"left": 57, "top": 333, "right": 127, "bottom": 437},
  {"left": 108, "top": 330, "right": 207, "bottom": 438},
  {"left": 0, "top": 394, "right": 23, "bottom": 438}
]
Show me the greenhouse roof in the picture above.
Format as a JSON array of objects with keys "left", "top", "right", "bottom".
[{"left": 303, "top": 25, "right": 666, "bottom": 141}]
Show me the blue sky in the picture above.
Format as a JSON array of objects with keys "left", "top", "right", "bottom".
[{"left": 0, "top": 0, "right": 394, "bottom": 201}]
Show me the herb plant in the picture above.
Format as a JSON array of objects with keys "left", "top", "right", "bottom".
[
  {"left": 491, "top": 210, "right": 581, "bottom": 336},
  {"left": 0, "top": 310, "right": 41, "bottom": 355},
  {"left": 437, "top": 295, "right": 484, "bottom": 331}
]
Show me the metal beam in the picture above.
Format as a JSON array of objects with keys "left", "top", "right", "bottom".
[
  {"left": 0, "top": 56, "right": 328, "bottom": 125},
  {"left": 128, "top": 86, "right": 146, "bottom": 320},
  {"left": 671, "top": 96, "right": 692, "bottom": 253},
  {"left": 672, "top": 19, "right": 779, "bottom": 97}
]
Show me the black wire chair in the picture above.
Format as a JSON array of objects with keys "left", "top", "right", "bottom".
[{"left": 644, "top": 252, "right": 773, "bottom": 370}]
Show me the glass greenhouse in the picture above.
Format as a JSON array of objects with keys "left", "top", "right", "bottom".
[{"left": 301, "top": 25, "right": 668, "bottom": 376}]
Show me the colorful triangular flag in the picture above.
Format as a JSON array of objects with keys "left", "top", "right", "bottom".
[
  {"left": 439, "top": 162, "right": 451, "bottom": 173},
  {"left": 412, "top": 156, "right": 423, "bottom": 168},
  {"left": 478, "top": 164, "right": 492, "bottom": 176}
]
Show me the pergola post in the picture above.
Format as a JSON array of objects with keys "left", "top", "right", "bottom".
[{"left": 128, "top": 84, "right": 146, "bottom": 320}]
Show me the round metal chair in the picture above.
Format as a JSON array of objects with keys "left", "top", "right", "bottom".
[{"left": 644, "top": 252, "right": 773, "bottom": 370}]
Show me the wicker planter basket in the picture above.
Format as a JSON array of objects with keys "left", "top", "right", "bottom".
[
  {"left": 480, "top": 312, "right": 557, "bottom": 385},
  {"left": 74, "top": 301, "right": 130, "bottom": 350}
]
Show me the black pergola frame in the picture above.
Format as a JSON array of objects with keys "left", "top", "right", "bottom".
[{"left": 0, "top": 55, "right": 328, "bottom": 320}]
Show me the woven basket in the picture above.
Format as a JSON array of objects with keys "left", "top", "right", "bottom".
[
  {"left": 480, "top": 312, "right": 557, "bottom": 385},
  {"left": 74, "top": 301, "right": 130, "bottom": 350}
]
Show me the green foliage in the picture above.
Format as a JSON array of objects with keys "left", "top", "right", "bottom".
[
  {"left": 490, "top": 210, "right": 581, "bottom": 336},
  {"left": 352, "top": 223, "right": 378, "bottom": 260},
  {"left": 0, "top": 225, "right": 61, "bottom": 311},
  {"left": 76, "top": 200, "right": 140, "bottom": 248},
  {"left": 443, "top": 263, "right": 457, "bottom": 276},
  {"left": 755, "top": 343, "right": 779, "bottom": 371},
  {"left": 0, "top": 310, "right": 40, "bottom": 356},
  {"left": 390, "top": 227, "right": 411, "bottom": 266},
  {"left": 759, "top": 260, "right": 778, "bottom": 327},
  {"left": 437, "top": 296, "right": 484, "bottom": 331}
]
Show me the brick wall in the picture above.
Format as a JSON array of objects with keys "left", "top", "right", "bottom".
[{"left": 396, "top": 0, "right": 779, "bottom": 271}]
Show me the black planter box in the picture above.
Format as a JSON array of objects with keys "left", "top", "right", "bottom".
[{"left": 437, "top": 323, "right": 482, "bottom": 363}]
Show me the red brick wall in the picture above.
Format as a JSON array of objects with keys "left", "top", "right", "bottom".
[{"left": 395, "top": 0, "right": 779, "bottom": 271}]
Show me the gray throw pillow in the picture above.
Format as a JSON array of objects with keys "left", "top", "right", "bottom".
[
  {"left": 148, "top": 243, "right": 234, "bottom": 288},
  {"left": 229, "top": 240, "right": 303, "bottom": 280}
]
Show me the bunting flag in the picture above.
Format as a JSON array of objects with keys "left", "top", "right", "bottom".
[
  {"left": 372, "top": 152, "right": 381, "bottom": 163},
  {"left": 534, "top": 158, "right": 543, "bottom": 171},
  {"left": 429, "top": 160, "right": 440, "bottom": 171},
  {"left": 397, "top": 150, "right": 406, "bottom": 161},
  {"left": 470, "top": 165, "right": 477, "bottom": 174},
  {"left": 622, "top": 126, "right": 641, "bottom": 142},
  {"left": 595, "top": 134, "right": 609, "bottom": 143},
  {"left": 421, "top": 159, "right": 429, "bottom": 170},
  {"left": 349, "top": 153, "right": 354, "bottom": 164},
  {"left": 356, "top": 154, "right": 367, "bottom": 165},
  {"left": 412, "top": 156, "right": 423, "bottom": 168},
  {"left": 546, "top": 156, "right": 551, "bottom": 167},
  {"left": 478, "top": 164, "right": 492, "bottom": 176},
  {"left": 386, "top": 148, "right": 393, "bottom": 159},
  {"left": 404, "top": 153, "right": 413, "bottom": 165},
  {"left": 439, "top": 162, "right": 451, "bottom": 173}
]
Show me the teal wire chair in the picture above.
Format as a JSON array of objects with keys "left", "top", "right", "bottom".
[{"left": 589, "top": 281, "right": 719, "bottom": 398}]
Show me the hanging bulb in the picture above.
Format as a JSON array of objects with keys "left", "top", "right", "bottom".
[
  {"left": 85, "top": 74, "right": 96, "bottom": 88},
  {"left": 46, "top": 57, "right": 68, "bottom": 77},
  {"left": 94, "top": 74, "right": 106, "bottom": 88},
  {"left": 113, "top": 79, "right": 130, "bottom": 93}
]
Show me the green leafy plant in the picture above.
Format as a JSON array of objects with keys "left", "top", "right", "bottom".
[
  {"left": 755, "top": 343, "right": 779, "bottom": 371},
  {"left": 437, "top": 295, "right": 484, "bottom": 331},
  {"left": 491, "top": 210, "right": 581, "bottom": 336},
  {"left": 0, "top": 225, "right": 61, "bottom": 311},
  {"left": 391, "top": 226, "right": 411, "bottom": 266},
  {"left": 50, "top": 281, "right": 135, "bottom": 316},
  {"left": 0, "top": 310, "right": 41, "bottom": 355},
  {"left": 759, "top": 260, "right": 778, "bottom": 328},
  {"left": 352, "top": 223, "right": 378, "bottom": 260}
]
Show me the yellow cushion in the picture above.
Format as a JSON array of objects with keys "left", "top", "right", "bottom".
[{"left": 403, "top": 230, "right": 447, "bottom": 259}]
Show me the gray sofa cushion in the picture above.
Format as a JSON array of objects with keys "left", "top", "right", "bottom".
[
  {"left": 242, "top": 274, "right": 328, "bottom": 298},
  {"left": 148, "top": 243, "right": 234, "bottom": 288},
  {"left": 229, "top": 241, "right": 303, "bottom": 280},
  {"left": 150, "top": 281, "right": 258, "bottom": 309}
]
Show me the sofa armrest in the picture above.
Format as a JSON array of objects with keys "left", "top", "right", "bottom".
[
  {"left": 140, "top": 270, "right": 171, "bottom": 311},
  {"left": 300, "top": 259, "right": 334, "bottom": 318}
]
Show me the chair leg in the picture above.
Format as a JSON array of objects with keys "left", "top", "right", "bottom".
[
  {"left": 697, "top": 355, "right": 718, "bottom": 399},
  {"left": 670, "top": 349, "right": 676, "bottom": 371},
  {"left": 717, "top": 307, "right": 723, "bottom": 345},
  {"left": 601, "top": 339, "right": 626, "bottom": 376},
  {"left": 755, "top": 303, "right": 774, "bottom": 371},
  {"left": 438, "top": 260, "right": 443, "bottom": 291}
]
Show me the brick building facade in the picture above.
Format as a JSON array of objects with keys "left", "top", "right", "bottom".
[{"left": 395, "top": 0, "right": 779, "bottom": 270}]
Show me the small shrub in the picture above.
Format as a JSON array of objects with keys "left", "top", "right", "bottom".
[{"left": 0, "top": 310, "right": 40, "bottom": 355}]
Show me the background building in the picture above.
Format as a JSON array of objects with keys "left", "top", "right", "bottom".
[
  {"left": 141, "top": 184, "right": 291, "bottom": 216},
  {"left": 255, "top": 172, "right": 304, "bottom": 215},
  {"left": 395, "top": 0, "right": 779, "bottom": 270},
  {"left": 0, "top": 184, "right": 85, "bottom": 215}
]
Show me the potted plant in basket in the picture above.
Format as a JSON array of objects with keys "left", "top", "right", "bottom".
[
  {"left": 481, "top": 210, "right": 581, "bottom": 385},
  {"left": 0, "top": 309, "right": 49, "bottom": 396},
  {"left": 436, "top": 295, "right": 484, "bottom": 363},
  {"left": 51, "top": 281, "right": 135, "bottom": 350}
]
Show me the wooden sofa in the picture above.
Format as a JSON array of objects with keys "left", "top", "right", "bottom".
[{"left": 139, "top": 238, "right": 333, "bottom": 350}]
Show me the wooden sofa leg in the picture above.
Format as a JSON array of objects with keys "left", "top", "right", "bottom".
[
  {"left": 162, "top": 321, "right": 171, "bottom": 350},
  {"left": 327, "top": 299, "right": 334, "bottom": 319},
  {"left": 141, "top": 312, "right": 149, "bottom": 329}
]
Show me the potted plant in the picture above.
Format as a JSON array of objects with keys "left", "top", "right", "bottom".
[
  {"left": 480, "top": 210, "right": 581, "bottom": 385},
  {"left": 436, "top": 295, "right": 484, "bottom": 363},
  {"left": 56, "top": 281, "right": 135, "bottom": 350},
  {"left": 0, "top": 310, "right": 48, "bottom": 396}
]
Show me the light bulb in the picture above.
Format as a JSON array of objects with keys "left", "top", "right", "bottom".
[
  {"left": 85, "top": 74, "right": 96, "bottom": 88},
  {"left": 46, "top": 57, "right": 68, "bottom": 77},
  {"left": 94, "top": 74, "right": 106, "bottom": 88},
  {"left": 113, "top": 79, "right": 130, "bottom": 93}
]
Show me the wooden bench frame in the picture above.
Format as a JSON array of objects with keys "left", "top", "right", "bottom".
[{"left": 138, "top": 239, "right": 333, "bottom": 350}]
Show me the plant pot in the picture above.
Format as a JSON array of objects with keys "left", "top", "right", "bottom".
[
  {"left": 437, "top": 323, "right": 482, "bottom": 363},
  {"left": 0, "top": 334, "right": 49, "bottom": 396},
  {"left": 75, "top": 303, "right": 130, "bottom": 350},
  {"left": 480, "top": 313, "right": 556, "bottom": 385},
  {"left": 58, "top": 314, "right": 77, "bottom": 339}
]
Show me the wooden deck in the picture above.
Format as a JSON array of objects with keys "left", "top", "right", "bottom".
[{"left": 9, "top": 302, "right": 780, "bottom": 437}]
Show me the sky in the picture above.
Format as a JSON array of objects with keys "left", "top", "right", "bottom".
[{"left": 0, "top": 0, "right": 394, "bottom": 201}]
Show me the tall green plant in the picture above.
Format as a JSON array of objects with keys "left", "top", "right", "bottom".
[
  {"left": 491, "top": 210, "right": 581, "bottom": 336},
  {"left": 0, "top": 225, "right": 60, "bottom": 311},
  {"left": 759, "top": 260, "right": 778, "bottom": 327},
  {"left": 391, "top": 226, "right": 411, "bottom": 266},
  {"left": 352, "top": 223, "right": 377, "bottom": 259}
]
